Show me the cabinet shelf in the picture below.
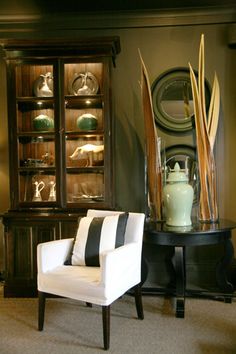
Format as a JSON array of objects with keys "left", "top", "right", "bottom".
[
  {"left": 65, "top": 131, "right": 104, "bottom": 137},
  {"left": 19, "top": 167, "right": 56, "bottom": 173},
  {"left": 66, "top": 167, "right": 104, "bottom": 173},
  {"left": 18, "top": 132, "right": 55, "bottom": 138},
  {"left": 16, "top": 95, "right": 104, "bottom": 110},
  {"left": 17, "top": 98, "right": 54, "bottom": 111},
  {"left": 65, "top": 94, "right": 103, "bottom": 109},
  {"left": 17, "top": 97, "right": 54, "bottom": 101}
]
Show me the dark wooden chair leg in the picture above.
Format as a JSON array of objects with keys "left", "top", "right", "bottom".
[
  {"left": 133, "top": 283, "right": 144, "bottom": 320},
  {"left": 102, "top": 305, "right": 110, "bottom": 350},
  {"left": 38, "top": 291, "right": 46, "bottom": 331}
]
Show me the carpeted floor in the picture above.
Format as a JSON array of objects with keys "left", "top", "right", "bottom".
[{"left": 0, "top": 284, "right": 235, "bottom": 354}]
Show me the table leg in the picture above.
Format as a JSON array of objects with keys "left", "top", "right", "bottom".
[
  {"left": 166, "top": 247, "right": 176, "bottom": 289},
  {"left": 216, "top": 238, "right": 234, "bottom": 296},
  {"left": 174, "top": 246, "right": 185, "bottom": 318}
]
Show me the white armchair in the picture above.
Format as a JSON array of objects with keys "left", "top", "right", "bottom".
[{"left": 37, "top": 209, "right": 145, "bottom": 350}]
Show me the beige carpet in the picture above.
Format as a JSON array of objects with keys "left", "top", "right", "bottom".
[{"left": 0, "top": 284, "right": 235, "bottom": 354}]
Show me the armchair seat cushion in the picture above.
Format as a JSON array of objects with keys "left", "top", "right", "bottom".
[
  {"left": 38, "top": 265, "right": 106, "bottom": 304},
  {"left": 38, "top": 240, "right": 142, "bottom": 306}
]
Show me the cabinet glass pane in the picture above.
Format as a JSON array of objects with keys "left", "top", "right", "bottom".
[
  {"left": 18, "top": 136, "right": 55, "bottom": 168},
  {"left": 19, "top": 172, "right": 56, "bottom": 202},
  {"left": 64, "top": 63, "right": 103, "bottom": 96},
  {"left": 65, "top": 107, "right": 103, "bottom": 132},
  {"left": 16, "top": 64, "right": 54, "bottom": 97},
  {"left": 17, "top": 101, "right": 54, "bottom": 133},
  {"left": 64, "top": 62, "right": 104, "bottom": 133},
  {"left": 66, "top": 135, "right": 104, "bottom": 168},
  {"left": 67, "top": 172, "right": 104, "bottom": 203}
]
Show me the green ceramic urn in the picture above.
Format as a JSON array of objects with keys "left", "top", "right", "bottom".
[
  {"left": 33, "top": 114, "right": 54, "bottom": 131},
  {"left": 163, "top": 162, "right": 194, "bottom": 226},
  {"left": 76, "top": 113, "right": 98, "bottom": 130}
]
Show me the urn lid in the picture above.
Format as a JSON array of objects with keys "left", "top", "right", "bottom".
[{"left": 166, "top": 162, "right": 188, "bottom": 182}]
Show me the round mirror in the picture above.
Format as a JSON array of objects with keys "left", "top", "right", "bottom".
[
  {"left": 152, "top": 68, "right": 211, "bottom": 132},
  {"left": 161, "top": 80, "right": 194, "bottom": 120}
]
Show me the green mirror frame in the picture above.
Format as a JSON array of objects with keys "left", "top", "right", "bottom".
[{"left": 152, "top": 67, "right": 211, "bottom": 132}]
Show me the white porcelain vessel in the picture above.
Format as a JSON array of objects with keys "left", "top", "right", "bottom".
[
  {"left": 48, "top": 181, "right": 56, "bottom": 201},
  {"left": 32, "top": 181, "right": 45, "bottom": 202},
  {"left": 163, "top": 162, "right": 194, "bottom": 226}
]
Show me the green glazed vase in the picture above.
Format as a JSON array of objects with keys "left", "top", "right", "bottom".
[
  {"left": 76, "top": 113, "right": 98, "bottom": 130},
  {"left": 33, "top": 114, "right": 54, "bottom": 131}
]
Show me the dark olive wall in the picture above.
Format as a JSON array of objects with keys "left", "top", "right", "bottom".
[
  {"left": 0, "top": 9, "right": 235, "bottom": 275},
  {"left": 111, "top": 24, "right": 236, "bottom": 219}
]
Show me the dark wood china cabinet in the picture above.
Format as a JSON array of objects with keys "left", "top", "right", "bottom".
[{"left": 1, "top": 37, "right": 120, "bottom": 297}]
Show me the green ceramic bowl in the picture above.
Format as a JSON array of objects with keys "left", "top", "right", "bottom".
[
  {"left": 76, "top": 113, "right": 98, "bottom": 130},
  {"left": 33, "top": 114, "right": 54, "bottom": 131}
]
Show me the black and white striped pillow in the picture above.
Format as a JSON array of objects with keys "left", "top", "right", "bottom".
[{"left": 69, "top": 213, "right": 128, "bottom": 267}]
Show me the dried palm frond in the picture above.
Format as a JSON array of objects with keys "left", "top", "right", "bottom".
[
  {"left": 139, "top": 49, "right": 162, "bottom": 220},
  {"left": 189, "top": 34, "right": 219, "bottom": 222}
]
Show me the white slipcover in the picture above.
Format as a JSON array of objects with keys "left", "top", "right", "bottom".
[{"left": 37, "top": 210, "right": 145, "bottom": 306}]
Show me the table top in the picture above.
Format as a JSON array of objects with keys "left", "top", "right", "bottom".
[{"left": 144, "top": 219, "right": 236, "bottom": 247}]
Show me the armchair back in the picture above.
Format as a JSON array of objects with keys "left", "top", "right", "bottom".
[{"left": 86, "top": 209, "right": 145, "bottom": 244}]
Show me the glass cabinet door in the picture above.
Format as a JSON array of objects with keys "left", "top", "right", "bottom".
[
  {"left": 16, "top": 62, "right": 57, "bottom": 206},
  {"left": 64, "top": 61, "right": 109, "bottom": 207},
  {"left": 11, "top": 56, "right": 113, "bottom": 209}
]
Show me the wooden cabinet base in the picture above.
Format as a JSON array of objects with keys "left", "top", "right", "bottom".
[
  {"left": 4, "top": 283, "right": 38, "bottom": 298},
  {"left": 3, "top": 211, "right": 80, "bottom": 298}
]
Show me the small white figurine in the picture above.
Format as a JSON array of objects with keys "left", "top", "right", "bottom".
[{"left": 69, "top": 144, "right": 104, "bottom": 166}]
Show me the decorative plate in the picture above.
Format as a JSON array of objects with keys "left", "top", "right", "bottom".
[
  {"left": 33, "top": 72, "right": 53, "bottom": 97},
  {"left": 68, "top": 72, "right": 99, "bottom": 96}
]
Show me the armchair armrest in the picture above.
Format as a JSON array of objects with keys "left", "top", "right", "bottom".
[
  {"left": 37, "top": 238, "right": 74, "bottom": 273},
  {"left": 100, "top": 242, "right": 141, "bottom": 286}
]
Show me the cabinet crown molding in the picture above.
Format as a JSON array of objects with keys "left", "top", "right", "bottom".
[{"left": 0, "top": 7, "right": 235, "bottom": 35}]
